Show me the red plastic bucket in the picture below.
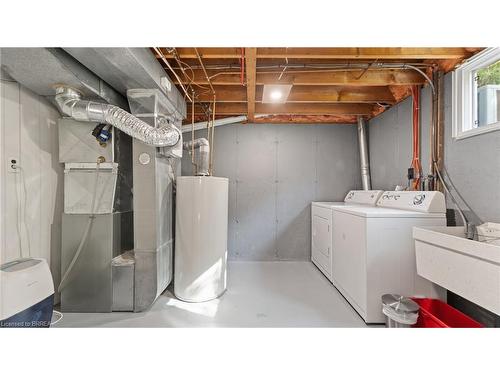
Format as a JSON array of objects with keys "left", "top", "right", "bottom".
[{"left": 411, "top": 298, "right": 483, "bottom": 328}]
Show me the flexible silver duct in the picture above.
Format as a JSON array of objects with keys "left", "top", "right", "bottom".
[
  {"left": 357, "top": 116, "right": 372, "bottom": 190},
  {"left": 183, "top": 138, "right": 210, "bottom": 176},
  {"left": 55, "top": 86, "right": 181, "bottom": 147}
]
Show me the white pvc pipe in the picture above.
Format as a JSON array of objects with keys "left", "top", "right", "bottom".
[{"left": 182, "top": 115, "right": 248, "bottom": 133}]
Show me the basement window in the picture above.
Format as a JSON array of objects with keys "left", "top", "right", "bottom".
[{"left": 453, "top": 48, "right": 500, "bottom": 139}]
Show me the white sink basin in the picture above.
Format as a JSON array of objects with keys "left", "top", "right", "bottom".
[{"left": 413, "top": 226, "right": 500, "bottom": 315}]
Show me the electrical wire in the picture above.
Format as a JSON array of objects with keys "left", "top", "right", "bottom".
[
  {"left": 404, "top": 64, "right": 435, "bottom": 94},
  {"left": 172, "top": 50, "right": 212, "bottom": 93},
  {"left": 171, "top": 62, "right": 433, "bottom": 72},
  {"left": 51, "top": 310, "right": 63, "bottom": 325},
  {"left": 194, "top": 48, "right": 216, "bottom": 97},
  {"left": 433, "top": 162, "right": 468, "bottom": 228},
  {"left": 277, "top": 48, "right": 289, "bottom": 81},
  {"left": 153, "top": 47, "right": 193, "bottom": 103}
]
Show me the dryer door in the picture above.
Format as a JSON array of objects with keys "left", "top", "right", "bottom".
[
  {"left": 332, "top": 211, "right": 367, "bottom": 319},
  {"left": 311, "top": 205, "right": 332, "bottom": 279}
]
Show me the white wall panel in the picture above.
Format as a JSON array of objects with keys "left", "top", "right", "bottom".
[{"left": 0, "top": 77, "right": 62, "bottom": 288}]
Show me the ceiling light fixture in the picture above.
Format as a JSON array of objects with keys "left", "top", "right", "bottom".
[
  {"left": 270, "top": 91, "right": 283, "bottom": 100},
  {"left": 262, "top": 84, "right": 292, "bottom": 103}
]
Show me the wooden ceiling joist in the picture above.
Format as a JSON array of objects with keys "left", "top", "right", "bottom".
[
  {"left": 194, "top": 85, "right": 396, "bottom": 104},
  {"left": 159, "top": 47, "right": 482, "bottom": 124},
  {"left": 157, "top": 47, "right": 475, "bottom": 60},
  {"left": 255, "top": 48, "right": 474, "bottom": 60},
  {"left": 252, "top": 115, "right": 359, "bottom": 124},
  {"left": 245, "top": 48, "right": 257, "bottom": 122},
  {"left": 175, "top": 69, "right": 425, "bottom": 86},
  {"left": 188, "top": 102, "right": 374, "bottom": 116},
  {"left": 257, "top": 103, "right": 374, "bottom": 115}
]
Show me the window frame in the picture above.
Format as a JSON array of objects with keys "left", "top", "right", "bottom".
[{"left": 452, "top": 47, "right": 500, "bottom": 140}]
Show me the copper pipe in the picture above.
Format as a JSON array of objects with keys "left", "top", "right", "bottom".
[
  {"left": 194, "top": 47, "right": 217, "bottom": 175},
  {"left": 153, "top": 47, "right": 193, "bottom": 103},
  {"left": 210, "top": 99, "right": 216, "bottom": 175},
  {"left": 410, "top": 85, "right": 422, "bottom": 190},
  {"left": 191, "top": 90, "right": 196, "bottom": 174},
  {"left": 240, "top": 48, "right": 245, "bottom": 85}
]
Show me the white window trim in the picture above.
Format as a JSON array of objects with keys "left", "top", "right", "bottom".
[{"left": 452, "top": 47, "right": 500, "bottom": 140}]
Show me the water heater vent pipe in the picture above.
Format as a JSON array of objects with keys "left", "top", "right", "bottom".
[
  {"left": 183, "top": 138, "right": 210, "bottom": 176},
  {"left": 357, "top": 116, "right": 372, "bottom": 190},
  {"left": 54, "top": 86, "right": 181, "bottom": 147}
]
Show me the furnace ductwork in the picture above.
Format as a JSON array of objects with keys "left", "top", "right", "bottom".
[
  {"left": 55, "top": 86, "right": 181, "bottom": 148},
  {"left": 183, "top": 138, "right": 210, "bottom": 176}
]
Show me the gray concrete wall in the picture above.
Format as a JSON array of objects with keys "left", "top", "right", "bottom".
[
  {"left": 369, "top": 73, "right": 500, "bottom": 223},
  {"left": 181, "top": 123, "right": 361, "bottom": 261}
]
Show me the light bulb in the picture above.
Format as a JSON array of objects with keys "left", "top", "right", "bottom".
[{"left": 270, "top": 91, "right": 282, "bottom": 100}]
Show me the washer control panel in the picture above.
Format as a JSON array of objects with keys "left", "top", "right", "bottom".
[
  {"left": 377, "top": 191, "right": 445, "bottom": 213},
  {"left": 344, "top": 190, "right": 384, "bottom": 205}
]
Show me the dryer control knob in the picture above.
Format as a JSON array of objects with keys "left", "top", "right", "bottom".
[{"left": 413, "top": 194, "right": 426, "bottom": 205}]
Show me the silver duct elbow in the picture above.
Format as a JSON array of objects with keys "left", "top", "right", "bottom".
[
  {"left": 55, "top": 86, "right": 181, "bottom": 147},
  {"left": 357, "top": 116, "right": 372, "bottom": 190},
  {"left": 183, "top": 138, "right": 210, "bottom": 176}
]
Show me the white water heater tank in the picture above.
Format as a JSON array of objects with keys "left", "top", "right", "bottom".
[{"left": 175, "top": 176, "right": 229, "bottom": 302}]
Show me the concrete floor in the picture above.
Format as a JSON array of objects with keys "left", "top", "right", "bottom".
[{"left": 56, "top": 261, "right": 367, "bottom": 327}]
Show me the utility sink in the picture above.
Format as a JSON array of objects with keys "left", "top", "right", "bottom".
[{"left": 413, "top": 226, "right": 500, "bottom": 315}]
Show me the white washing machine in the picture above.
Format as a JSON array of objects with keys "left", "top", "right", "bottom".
[
  {"left": 311, "top": 190, "right": 383, "bottom": 281},
  {"left": 332, "top": 191, "right": 447, "bottom": 323}
]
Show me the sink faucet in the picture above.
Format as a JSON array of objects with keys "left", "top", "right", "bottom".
[{"left": 465, "top": 223, "right": 476, "bottom": 240}]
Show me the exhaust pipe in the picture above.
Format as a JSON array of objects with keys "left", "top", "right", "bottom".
[
  {"left": 55, "top": 86, "right": 181, "bottom": 147},
  {"left": 183, "top": 138, "right": 210, "bottom": 176},
  {"left": 357, "top": 116, "right": 372, "bottom": 190}
]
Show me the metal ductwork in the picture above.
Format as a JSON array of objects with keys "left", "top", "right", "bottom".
[
  {"left": 357, "top": 116, "right": 372, "bottom": 190},
  {"left": 2, "top": 47, "right": 188, "bottom": 313},
  {"left": 63, "top": 48, "right": 186, "bottom": 121},
  {"left": 55, "top": 86, "right": 180, "bottom": 147},
  {"left": 0, "top": 48, "right": 127, "bottom": 108},
  {"left": 183, "top": 138, "right": 210, "bottom": 176}
]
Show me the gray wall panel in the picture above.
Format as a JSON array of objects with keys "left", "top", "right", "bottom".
[
  {"left": 314, "top": 125, "right": 361, "bottom": 201},
  {"left": 275, "top": 125, "right": 316, "bottom": 260},
  {"left": 181, "top": 123, "right": 360, "bottom": 261},
  {"left": 369, "top": 72, "right": 500, "bottom": 222},
  {"left": 369, "top": 97, "right": 412, "bottom": 189},
  {"left": 235, "top": 180, "right": 277, "bottom": 260},
  {"left": 442, "top": 77, "right": 500, "bottom": 223}
]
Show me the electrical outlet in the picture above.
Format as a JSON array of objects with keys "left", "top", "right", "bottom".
[{"left": 8, "top": 157, "right": 19, "bottom": 173}]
